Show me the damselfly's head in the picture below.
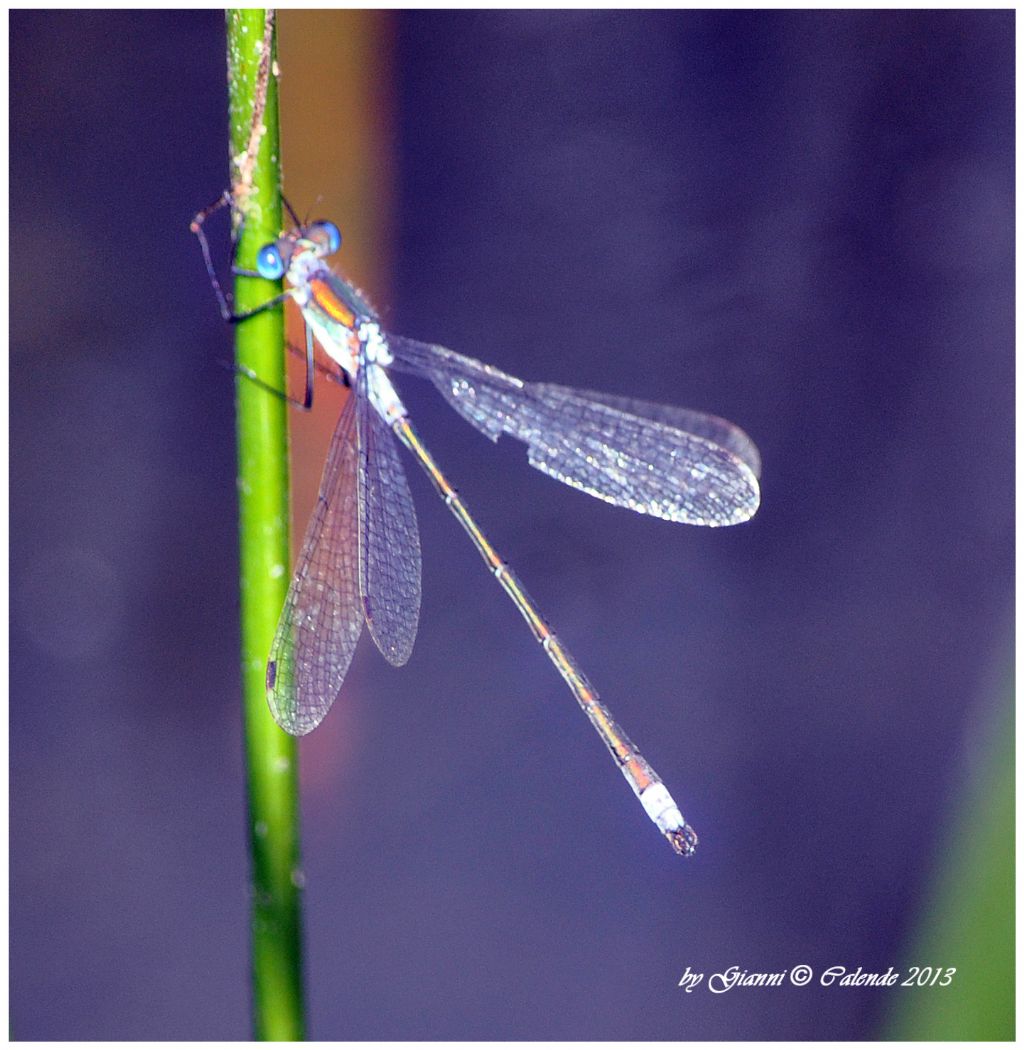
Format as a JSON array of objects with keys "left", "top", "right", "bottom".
[{"left": 255, "top": 220, "right": 342, "bottom": 283}]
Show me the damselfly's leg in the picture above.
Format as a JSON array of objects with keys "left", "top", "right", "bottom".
[
  {"left": 281, "top": 193, "right": 303, "bottom": 228},
  {"left": 191, "top": 191, "right": 294, "bottom": 323},
  {"left": 192, "top": 192, "right": 314, "bottom": 410},
  {"left": 232, "top": 321, "right": 316, "bottom": 411},
  {"left": 285, "top": 338, "right": 350, "bottom": 389}
]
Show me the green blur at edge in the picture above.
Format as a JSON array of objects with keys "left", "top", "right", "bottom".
[{"left": 884, "top": 671, "right": 1013, "bottom": 1041}]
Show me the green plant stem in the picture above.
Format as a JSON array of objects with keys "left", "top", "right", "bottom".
[{"left": 226, "top": 10, "right": 306, "bottom": 1040}]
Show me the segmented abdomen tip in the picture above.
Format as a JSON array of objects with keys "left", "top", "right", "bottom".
[{"left": 667, "top": 824, "right": 699, "bottom": 857}]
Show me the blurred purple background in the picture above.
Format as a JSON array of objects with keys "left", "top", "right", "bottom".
[{"left": 10, "top": 10, "right": 1013, "bottom": 1040}]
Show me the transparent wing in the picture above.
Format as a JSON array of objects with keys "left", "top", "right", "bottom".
[
  {"left": 267, "top": 393, "right": 363, "bottom": 736},
  {"left": 357, "top": 365, "right": 422, "bottom": 666},
  {"left": 387, "top": 337, "right": 528, "bottom": 442},
  {"left": 547, "top": 386, "right": 762, "bottom": 479},
  {"left": 387, "top": 336, "right": 760, "bottom": 526}
]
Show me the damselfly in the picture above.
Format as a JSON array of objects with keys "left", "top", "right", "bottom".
[{"left": 192, "top": 195, "right": 761, "bottom": 856}]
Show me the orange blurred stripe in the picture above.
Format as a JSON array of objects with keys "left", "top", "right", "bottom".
[
  {"left": 276, "top": 11, "right": 395, "bottom": 791},
  {"left": 277, "top": 10, "right": 395, "bottom": 548}
]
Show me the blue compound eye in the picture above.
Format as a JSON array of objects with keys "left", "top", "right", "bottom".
[
  {"left": 314, "top": 220, "right": 341, "bottom": 255},
  {"left": 256, "top": 243, "right": 285, "bottom": 279}
]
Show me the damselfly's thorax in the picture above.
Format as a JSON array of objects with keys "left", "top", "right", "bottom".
[{"left": 256, "top": 219, "right": 383, "bottom": 381}]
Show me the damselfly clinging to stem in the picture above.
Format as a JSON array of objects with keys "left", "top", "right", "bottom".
[{"left": 192, "top": 192, "right": 762, "bottom": 856}]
